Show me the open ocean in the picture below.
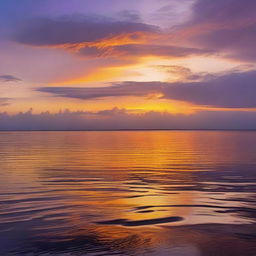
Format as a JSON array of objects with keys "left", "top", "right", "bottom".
[{"left": 0, "top": 131, "right": 256, "bottom": 256}]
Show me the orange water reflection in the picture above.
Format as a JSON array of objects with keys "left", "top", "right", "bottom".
[{"left": 0, "top": 131, "right": 256, "bottom": 255}]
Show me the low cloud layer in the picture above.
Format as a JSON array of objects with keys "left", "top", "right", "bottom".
[
  {"left": 1, "top": 108, "right": 256, "bottom": 130},
  {"left": 38, "top": 70, "right": 256, "bottom": 108}
]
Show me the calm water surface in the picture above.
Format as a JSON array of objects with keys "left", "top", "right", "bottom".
[{"left": 0, "top": 131, "right": 256, "bottom": 255}]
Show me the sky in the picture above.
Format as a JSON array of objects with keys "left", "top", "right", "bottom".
[{"left": 0, "top": 0, "right": 256, "bottom": 130}]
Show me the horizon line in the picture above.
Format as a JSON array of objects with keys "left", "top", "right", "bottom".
[{"left": 1, "top": 129, "right": 256, "bottom": 132}]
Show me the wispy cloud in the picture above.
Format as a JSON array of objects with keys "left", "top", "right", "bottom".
[
  {"left": 0, "top": 75, "right": 21, "bottom": 82},
  {"left": 0, "top": 98, "right": 10, "bottom": 106},
  {"left": 78, "top": 44, "right": 212, "bottom": 58}
]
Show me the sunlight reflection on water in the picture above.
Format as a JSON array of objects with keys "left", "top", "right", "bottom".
[{"left": 0, "top": 131, "right": 256, "bottom": 255}]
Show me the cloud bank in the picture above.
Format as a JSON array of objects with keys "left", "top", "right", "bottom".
[{"left": 1, "top": 108, "right": 256, "bottom": 130}]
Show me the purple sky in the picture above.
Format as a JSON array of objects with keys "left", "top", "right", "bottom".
[{"left": 0, "top": 0, "right": 256, "bottom": 129}]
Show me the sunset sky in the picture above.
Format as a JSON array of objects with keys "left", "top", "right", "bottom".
[{"left": 1, "top": 0, "right": 256, "bottom": 129}]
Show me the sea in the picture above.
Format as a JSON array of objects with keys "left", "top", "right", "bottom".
[{"left": 0, "top": 131, "right": 255, "bottom": 255}]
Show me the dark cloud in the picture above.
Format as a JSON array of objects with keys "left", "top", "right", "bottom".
[
  {"left": 12, "top": 16, "right": 159, "bottom": 46},
  {"left": 78, "top": 44, "right": 212, "bottom": 58},
  {"left": 0, "top": 75, "right": 21, "bottom": 82},
  {"left": 161, "top": 70, "right": 256, "bottom": 108},
  {"left": 38, "top": 82, "right": 160, "bottom": 99},
  {"left": 178, "top": 0, "right": 256, "bottom": 61},
  {"left": 1, "top": 108, "right": 256, "bottom": 130},
  {"left": 37, "top": 70, "right": 256, "bottom": 108}
]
